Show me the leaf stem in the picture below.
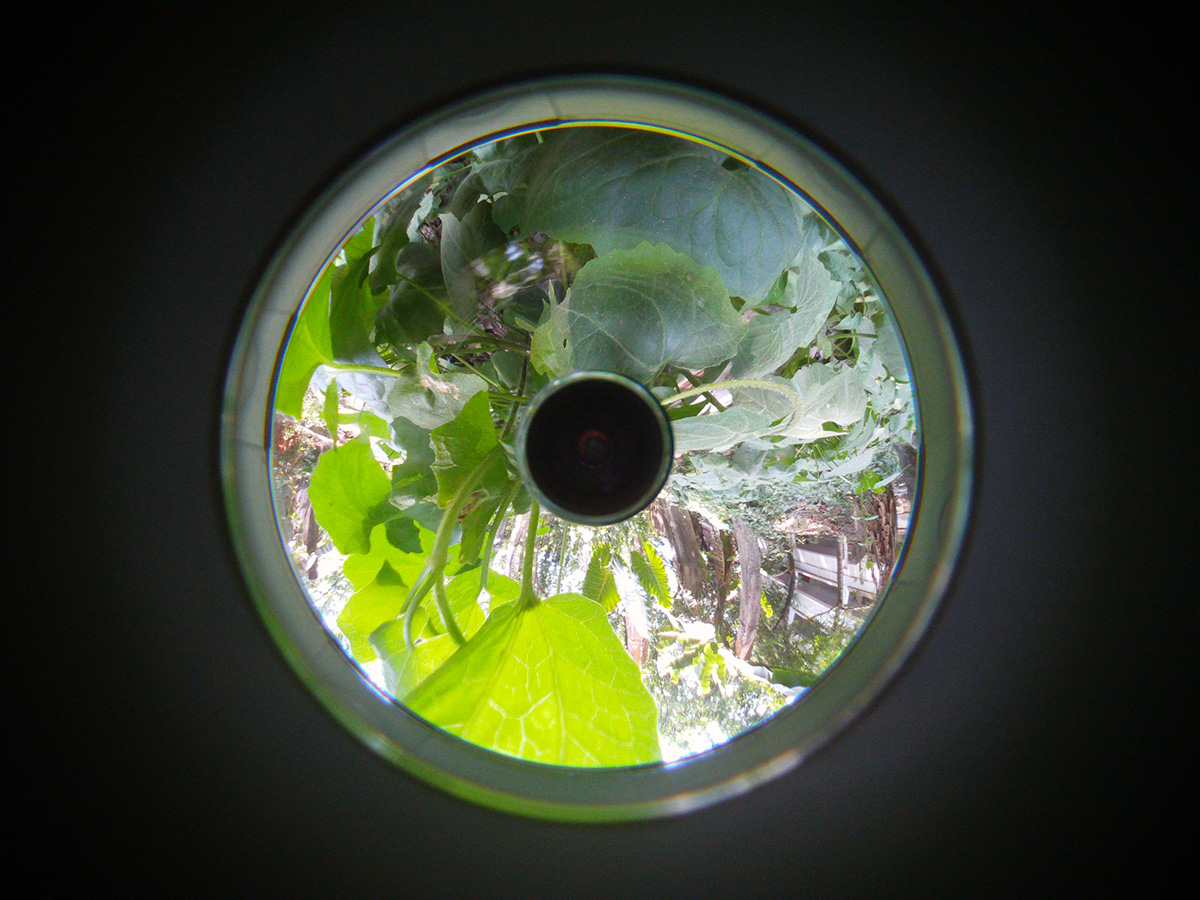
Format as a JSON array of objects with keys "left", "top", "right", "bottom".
[
  {"left": 555, "top": 518, "right": 568, "bottom": 594},
  {"left": 428, "top": 333, "right": 531, "bottom": 354},
  {"left": 499, "top": 358, "right": 529, "bottom": 441},
  {"left": 519, "top": 499, "right": 541, "bottom": 609},
  {"left": 476, "top": 479, "right": 520, "bottom": 603},
  {"left": 660, "top": 378, "right": 799, "bottom": 407},
  {"left": 401, "top": 445, "right": 505, "bottom": 649},
  {"left": 323, "top": 361, "right": 403, "bottom": 378}
]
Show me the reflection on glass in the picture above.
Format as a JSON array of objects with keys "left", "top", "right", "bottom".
[{"left": 270, "top": 126, "right": 918, "bottom": 766}]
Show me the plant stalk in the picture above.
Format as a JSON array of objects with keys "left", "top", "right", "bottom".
[{"left": 518, "top": 499, "right": 541, "bottom": 609}]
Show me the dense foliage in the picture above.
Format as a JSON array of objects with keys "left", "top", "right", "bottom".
[{"left": 272, "top": 126, "right": 916, "bottom": 766}]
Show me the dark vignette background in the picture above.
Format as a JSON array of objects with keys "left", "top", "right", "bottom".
[{"left": 10, "top": 3, "right": 1195, "bottom": 897}]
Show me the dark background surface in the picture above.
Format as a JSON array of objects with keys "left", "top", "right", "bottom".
[{"left": 11, "top": 3, "right": 1196, "bottom": 896}]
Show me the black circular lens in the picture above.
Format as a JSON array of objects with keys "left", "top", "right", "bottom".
[{"left": 518, "top": 373, "right": 673, "bottom": 525}]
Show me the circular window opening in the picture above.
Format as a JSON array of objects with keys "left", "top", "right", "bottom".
[{"left": 223, "top": 77, "right": 972, "bottom": 818}]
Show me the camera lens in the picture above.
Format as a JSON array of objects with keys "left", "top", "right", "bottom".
[{"left": 517, "top": 372, "right": 673, "bottom": 525}]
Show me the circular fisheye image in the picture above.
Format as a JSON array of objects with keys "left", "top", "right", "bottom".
[{"left": 269, "top": 123, "right": 919, "bottom": 767}]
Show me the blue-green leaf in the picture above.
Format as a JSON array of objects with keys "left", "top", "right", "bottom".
[
  {"left": 510, "top": 128, "right": 805, "bottom": 300},
  {"left": 562, "top": 243, "right": 746, "bottom": 382}
]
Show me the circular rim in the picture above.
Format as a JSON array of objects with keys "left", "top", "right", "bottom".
[
  {"left": 220, "top": 74, "right": 973, "bottom": 821},
  {"left": 514, "top": 371, "right": 674, "bottom": 527}
]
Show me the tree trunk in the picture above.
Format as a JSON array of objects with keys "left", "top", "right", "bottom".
[
  {"left": 623, "top": 591, "right": 650, "bottom": 666},
  {"left": 649, "top": 501, "right": 705, "bottom": 610},
  {"left": 732, "top": 516, "right": 762, "bottom": 660},
  {"left": 506, "top": 512, "right": 529, "bottom": 580}
]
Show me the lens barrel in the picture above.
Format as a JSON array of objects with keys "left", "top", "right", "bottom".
[{"left": 516, "top": 372, "right": 673, "bottom": 526}]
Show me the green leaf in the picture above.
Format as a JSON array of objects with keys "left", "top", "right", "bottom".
[
  {"left": 731, "top": 376, "right": 805, "bottom": 431},
  {"left": 582, "top": 544, "right": 621, "bottom": 612},
  {"left": 564, "top": 243, "right": 746, "bottom": 382},
  {"left": 511, "top": 128, "right": 804, "bottom": 300},
  {"left": 384, "top": 517, "right": 422, "bottom": 554},
  {"left": 336, "top": 558, "right": 410, "bottom": 663},
  {"left": 275, "top": 267, "right": 334, "bottom": 418},
  {"left": 369, "top": 184, "right": 426, "bottom": 294},
  {"left": 430, "top": 391, "right": 514, "bottom": 563},
  {"left": 330, "top": 219, "right": 385, "bottom": 365},
  {"left": 440, "top": 203, "right": 507, "bottom": 321},
  {"left": 405, "top": 594, "right": 662, "bottom": 766},
  {"left": 342, "top": 522, "right": 449, "bottom": 591},
  {"left": 730, "top": 250, "right": 841, "bottom": 378},
  {"left": 425, "top": 570, "right": 521, "bottom": 640},
  {"left": 768, "top": 248, "right": 842, "bottom": 312},
  {"left": 727, "top": 310, "right": 810, "bottom": 380},
  {"left": 386, "top": 344, "right": 488, "bottom": 430},
  {"left": 307, "top": 439, "right": 392, "bottom": 555},
  {"left": 375, "top": 241, "right": 450, "bottom": 350},
  {"left": 671, "top": 406, "right": 774, "bottom": 453},
  {"left": 338, "top": 523, "right": 458, "bottom": 662},
  {"left": 872, "top": 317, "right": 910, "bottom": 383},
  {"left": 371, "top": 628, "right": 456, "bottom": 699},
  {"left": 322, "top": 379, "right": 340, "bottom": 446},
  {"left": 631, "top": 544, "right": 671, "bottom": 609},
  {"left": 389, "top": 416, "right": 437, "bottom": 503},
  {"left": 429, "top": 391, "right": 501, "bottom": 506},
  {"left": 529, "top": 298, "right": 573, "bottom": 377},
  {"left": 779, "top": 364, "right": 868, "bottom": 440}
]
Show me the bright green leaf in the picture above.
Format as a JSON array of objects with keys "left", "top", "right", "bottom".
[
  {"left": 430, "top": 391, "right": 516, "bottom": 563},
  {"left": 631, "top": 545, "right": 671, "bottom": 609},
  {"left": 275, "top": 267, "right": 334, "bottom": 418},
  {"left": 307, "top": 439, "right": 392, "bottom": 555},
  {"left": 429, "top": 391, "right": 501, "bottom": 506},
  {"left": 564, "top": 243, "right": 745, "bottom": 382},
  {"left": 371, "top": 628, "right": 456, "bottom": 699},
  {"left": 342, "top": 523, "right": 448, "bottom": 592},
  {"left": 322, "top": 379, "right": 340, "bottom": 446},
  {"left": 405, "top": 594, "right": 662, "bottom": 766},
  {"left": 582, "top": 544, "right": 621, "bottom": 612},
  {"left": 336, "top": 558, "right": 409, "bottom": 663},
  {"left": 330, "top": 220, "right": 385, "bottom": 365}
]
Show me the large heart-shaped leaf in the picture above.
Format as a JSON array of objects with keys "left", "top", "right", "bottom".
[
  {"left": 405, "top": 594, "right": 662, "bottom": 766},
  {"left": 306, "top": 438, "right": 393, "bottom": 555},
  {"left": 559, "top": 242, "right": 745, "bottom": 382},
  {"left": 508, "top": 128, "right": 804, "bottom": 300}
]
